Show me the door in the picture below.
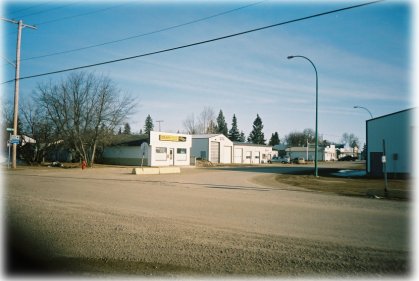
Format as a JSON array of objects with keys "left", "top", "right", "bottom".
[
  {"left": 223, "top": 146, "right": 232, "bottom": 163},
  {"left": 169, "top": 148, "right": 175, "bottom": 166},
  {"left": 244, "top": 151, "right": 251, "bottom": 164},
  {"left": 234, "top": 148, "right": 242, "bottom": 164},
  {"left": 370, "top": 152, "right": 383, "bottom": 177},
  {"left": 253, "top": 151, "right": 260, "bottom": 164},
  {"left": 210, "top": 141, "right": 220, "bottom": 163}
]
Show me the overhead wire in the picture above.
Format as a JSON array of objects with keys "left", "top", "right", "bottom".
[
  {"left": 33, "top": 3, "right": 128, "bottom": 26},
  {"left": 12, "top": 1, "right": 81, "bottom": 19},
  {"left": 1, "top": 0, "right": 383, "bottom": 85},
  {"left": 6, "top": 1, "right": 55, "bottom": 17},
  {"left": 20, "top": 1, "right": 266, "bottom": 62},
  {"left": 4, "top": 1, "right": 83, "bottom": 37}
]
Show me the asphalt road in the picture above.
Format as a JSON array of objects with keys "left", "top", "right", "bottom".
[{"left": 3, "top": 165, "right": 411, "bottom": 277}]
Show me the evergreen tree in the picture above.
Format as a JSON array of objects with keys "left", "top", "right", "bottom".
[
  {"left": 268, "top": 132, "right": 280, "bottom": 146},
  {"left": 216, "top": 110, "right": 228, "bottom": 136},
  {"left": 228, "top": 114, "right": 241, "bottom": 141},
  {"left": 123, "top": 122, "right": 131, "bottom": 135},
  {"left": 247, "top": 114, "right": 266, "bottom": 144},
  {"left": 144, "top": 114, "right": 154, "bottom": 135},
  {"left": 117, "top": 127, "right": 122, "bottom": 135}
]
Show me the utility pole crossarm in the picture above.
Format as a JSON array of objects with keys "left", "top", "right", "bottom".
[{"left": 1, "top": 17, "right": 37, "bottom": 29}]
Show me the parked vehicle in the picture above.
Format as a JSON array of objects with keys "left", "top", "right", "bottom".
[
  {"left": 338, "top": 155, "right": 357, "bottom": 161},
  {"left": 292, "top": 157, "right": 306, "bottom": 164},
  {"left": 268, "top": 156, "right": 290, "bottom": 164}
]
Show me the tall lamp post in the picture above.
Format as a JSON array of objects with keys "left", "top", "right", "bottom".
[
  {"left": 287, "top": 55, "right": 319, "bottom": 177},
  {"left": 353, "top": 105, "right": 373, "bottom": 119}
]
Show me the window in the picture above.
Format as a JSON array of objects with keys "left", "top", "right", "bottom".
[
  {"left": 177, "top": 148, "right": 187, "bottom": 154},
  {"left": 156, "top": 147, "right": 167, "bottom": 154}
]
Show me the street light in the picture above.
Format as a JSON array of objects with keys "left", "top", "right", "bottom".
[
  {"left": 353, "top": 105, "right": 373, "bottom": 119},
  {"left": 287, "top": 55, "right": 319, "bottom": 177}
]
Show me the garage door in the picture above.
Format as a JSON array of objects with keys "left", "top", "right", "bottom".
[
  {"left": 210, "top": 141, "right": 220, "bottom": 163},
  {"left": 234, "top": 148, "right": 242, "bottom": 164}
]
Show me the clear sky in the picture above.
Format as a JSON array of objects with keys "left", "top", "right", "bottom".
[{"left": 1, "top": 0, "right": 415, "bottom": 145}]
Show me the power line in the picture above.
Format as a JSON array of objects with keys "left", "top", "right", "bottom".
[
  {"left": 4, "top": 1, "right": 82, "bottom": 37},
  {"left": 33, "top": 3, "right": 128, "bottom": 26},
  {"left": 13, "top": 1, "right": 81, "bottom": 19},
  {"left": 6, "top": 1, "right": 55, "bottom": 17},
  {"left": 20, "top": 1, "right": 265, "bottom": 62},
  {"left": 1, "top": 0, "right": 383, "bottom": 85}
]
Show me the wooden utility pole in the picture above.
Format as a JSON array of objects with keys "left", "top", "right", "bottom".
[{"left": 2, "top": 18, "right": 36, "bottom": 168}]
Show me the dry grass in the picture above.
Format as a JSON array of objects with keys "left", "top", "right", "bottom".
[{"left": 274, "top": 171, "right": 411, "bottom": 200}]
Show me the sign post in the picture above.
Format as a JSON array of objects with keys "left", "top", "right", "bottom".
[
  {"left": 6, "top": 128, "right": 14, "bottom": 168},
  {"left": 382, "top": 139, "right": 388, "bottom": 197}
]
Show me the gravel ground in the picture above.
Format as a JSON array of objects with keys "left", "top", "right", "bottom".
[{"left": 3, "top": 166, "right": 411, "bottom": 278}]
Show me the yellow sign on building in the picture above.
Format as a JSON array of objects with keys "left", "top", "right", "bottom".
[{"left": 159, "top": 135, "right": 187, "bottom": 142}]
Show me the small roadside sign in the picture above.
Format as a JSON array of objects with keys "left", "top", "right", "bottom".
[
  {"left": 6, "top": 128, "right": 14, "bottom": 132},
  {"left": 10, "top": 135, "right": 20, "bottom": 144}
]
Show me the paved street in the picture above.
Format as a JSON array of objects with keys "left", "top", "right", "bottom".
[{"left": 4, "top": 166, "right": 411, "bottom": 277}]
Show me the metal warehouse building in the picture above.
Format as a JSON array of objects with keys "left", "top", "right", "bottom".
[
  {"left": 102, "top": 131, "right": 191, "bottom": 166},
  {"left": 233, "top": 142, "right": 275, "bottom": 164},
  {"left": 191, "top": 134, "right": 233, "bottom": 164},
  {"left": 366, "top": 108, "right": 415, "bottom": 177},
  {"left": 191, "top": 134, "right": 275, "bottom": 164}
]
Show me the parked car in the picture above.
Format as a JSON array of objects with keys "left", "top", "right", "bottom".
[
  {"left": 268, "top": 156, "right": 290, "bottom": 164},
  {"left": 292, "top": 157, "right": 306, "bottom": 164},
  {"left": 338, "top": 155, "right": 357, "bottom": 161}
]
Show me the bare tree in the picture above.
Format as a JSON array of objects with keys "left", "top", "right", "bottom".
[
  {"left": 36, "top": 72, "right": 137, "bottom": 166},
  {"left": 341, "top": 132, "right": 359, "bottom": 148},
  {"left": 183, "top": 113, "right": 199, "bottom": 134},
  {"left": 199, "top": 106, "right": 216, "bottom": 134},
  {"left": 183, "top": 107, "right": 217, "bottom": 134},
  {"left": 20, "top": 97, "right": 57, "bottom": 163}
]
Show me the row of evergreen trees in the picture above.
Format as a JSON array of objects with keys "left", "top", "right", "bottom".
[{"left": 120, "top": 111, "right": 280, "bottom": 146}]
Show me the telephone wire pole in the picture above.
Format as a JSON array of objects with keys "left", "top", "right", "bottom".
[{"left": 2, "top": 17, "right": 36, "bottom": 169}]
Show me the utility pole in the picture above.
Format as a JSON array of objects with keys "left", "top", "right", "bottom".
[
  {"left": 156, "top": 120, "right": 164, "bottom": 132},
  {"left": 2, "top": 18, "right": 36, "bottom": 169}
]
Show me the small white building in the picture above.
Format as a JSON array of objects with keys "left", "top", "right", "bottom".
[
  {"left": 102, "top": 131, "right": 192, "bottom": 166},
  {"left": 191, "top": 134, "right": 233, "bottom": 163},
  {"left": 286, "top": 145, "right": 337, "bottom": 161},
  {"left": 233, "top": 142, "right": 275, "bottom": 164},
  {"left": 366, "top": 108, "right": 414, "bottom": 177}
]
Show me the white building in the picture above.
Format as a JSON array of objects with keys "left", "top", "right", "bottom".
[
  {"left": 366, "top": 108, "right": 414, "bottom": 177},
  {"left": 233, "top": 142, "right": 275, "bottom": 164},
  {"left": 191, "top": 134, "right": 233, "bottom": 164},
  {"left": 102, "top": 131, "right": 192, "bottom": 166},
  {"left": 191, "top": 134, "right": 275, "bottom": 164},
  {"left": 286, "top": 145, "right": 337, "bottom": 161}
]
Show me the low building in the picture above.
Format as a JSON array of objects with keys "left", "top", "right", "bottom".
[
  {"left": 337, "top": 146, "right": 359, "bottom": 159},
  {"left": 366, "top": 108, "right": 415, "bottom": 177},
  {"left": 191, "top": 134, "right": 233, "bottom": 163},
  {"left": 286, "top": 145, "right": 337, "bottom": 161},
  {"left": 102, "top": 131, "right": 192, "bottom": 166},
  {"left": 233, "top": 142, "right": 275, "bottom": 164}
]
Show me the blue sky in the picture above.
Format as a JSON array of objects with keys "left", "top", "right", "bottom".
[{"left": 1, "top": 0, "right": 414, "bottom": 145}]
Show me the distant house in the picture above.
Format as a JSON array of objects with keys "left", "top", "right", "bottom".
[{"left": 366, "top": 108, "right": 415, "bottom": 177}]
